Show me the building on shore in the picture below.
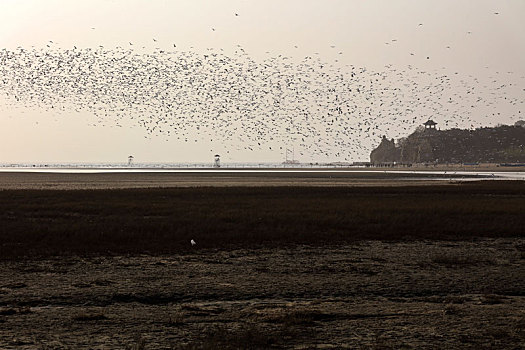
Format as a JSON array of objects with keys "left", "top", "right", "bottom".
[{"left": 370, "top": 120, "right": 525, "bottom": 165}]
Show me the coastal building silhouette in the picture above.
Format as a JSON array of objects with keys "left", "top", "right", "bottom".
[{"left": 423, "top": 119, "right": 437, "bottom": 130}]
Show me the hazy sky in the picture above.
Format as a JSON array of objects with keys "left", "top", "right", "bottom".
[{"left": 1, "top": 0, "right": 524, "bottom": 164}]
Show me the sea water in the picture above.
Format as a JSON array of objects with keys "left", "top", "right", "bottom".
[{"left": 0, "top": 163, "right": 524, "bottom": 180}]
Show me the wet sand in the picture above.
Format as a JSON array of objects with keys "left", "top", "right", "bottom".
[{"left": 0, "top": 170, "right": 500, "bottom": 190}]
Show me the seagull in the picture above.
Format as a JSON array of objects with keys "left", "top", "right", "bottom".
[
  {"left": 1, "top": 37, "right": 520, "bottom": 163},
  {"left": 190, "top": 239, "right": 196, "bottom": 246}
]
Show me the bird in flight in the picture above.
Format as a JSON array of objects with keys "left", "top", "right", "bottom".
[
  {"left": 1, "top": 37, "right": 520, "bottom": 162},
  {"left": 190, "top": 239, "right": 196, "bottom": 246}
]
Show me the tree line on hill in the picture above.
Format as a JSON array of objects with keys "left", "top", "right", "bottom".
[{"left": 370, "top": 120, "right": 525, "bottom": 164}]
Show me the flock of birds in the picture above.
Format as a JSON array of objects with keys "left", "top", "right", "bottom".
[{"left": 0, "top": 36, "right": 523, "bottom": 161}]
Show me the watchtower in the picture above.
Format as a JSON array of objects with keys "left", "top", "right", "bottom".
[{"left": 423, "top": 119, "right": 437, "bottom": 130}]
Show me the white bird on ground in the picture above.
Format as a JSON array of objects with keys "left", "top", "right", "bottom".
[{"left": 190, "top": 239, "right": 196, "bottom": 246}]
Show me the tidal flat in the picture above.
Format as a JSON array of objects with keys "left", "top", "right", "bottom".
[
  {"left": 1, "top": 241, "right": 524, "bottom": 349},
  {"left": 0, "top": 179, "right": 524, "bottom": 348}
]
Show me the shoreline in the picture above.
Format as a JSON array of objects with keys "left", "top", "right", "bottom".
[
  {"left": 1, "top": 163, "right": 524, "bottom": 171},
  {"left": 0, "top": 170, "right": 524, "bottom": 190}
]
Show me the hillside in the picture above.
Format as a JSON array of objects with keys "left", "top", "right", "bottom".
[{"left": 370, "top": 121, "right": 525, "bottom": 164}]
